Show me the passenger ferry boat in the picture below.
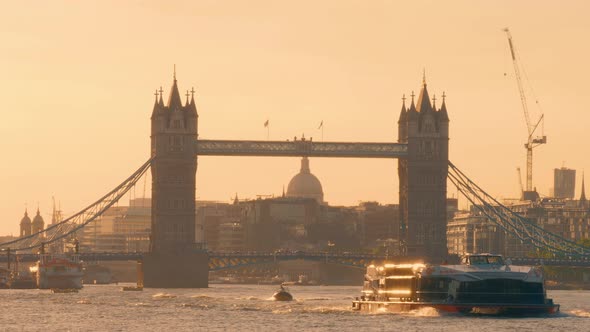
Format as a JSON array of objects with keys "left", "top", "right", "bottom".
[
  {"left": 29, "top": 254, "right": 84, "bottom": 289},
  {"left": 352, "top": 254, "right": 559, "bottom": 315}
]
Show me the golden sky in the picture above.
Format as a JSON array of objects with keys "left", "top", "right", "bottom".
[{"left": 1, "top": 0, "right": 589, "bottom": 235}]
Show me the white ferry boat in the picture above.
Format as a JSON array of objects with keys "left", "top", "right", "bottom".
[
  {"left": 352, "top": 253, "right": 559, "bottom": 315},
  {"left": 29, "top": 254, "right": 84, "bottom": 289}
]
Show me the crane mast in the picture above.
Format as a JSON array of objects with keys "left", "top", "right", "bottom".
[
  {"left": 516, "top": 167, "right": 524, "bottom": 199},
  {"left": 503, "top": 28, "right": 547, "bottom": 193}
]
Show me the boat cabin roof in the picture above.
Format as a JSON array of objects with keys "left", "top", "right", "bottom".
[{"left": 462, "top": 253, "right": 505, "bottom": 266}]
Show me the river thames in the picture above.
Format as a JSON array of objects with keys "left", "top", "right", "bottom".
[{"left": 1, "top": 285, "right": 589, "bottom": 331}]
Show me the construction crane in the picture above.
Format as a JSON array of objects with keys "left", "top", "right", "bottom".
[{"left": 503, "top": 28, "right": 547, "bottom": 192}]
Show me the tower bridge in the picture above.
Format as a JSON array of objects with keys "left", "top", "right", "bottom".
[
  {"left": 2, "top": 73, "right": 589, "bottom": 288},
  {"left": 145, "top": 73, "right": 448, "bottom": 287}
]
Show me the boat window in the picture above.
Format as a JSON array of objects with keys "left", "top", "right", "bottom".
[
  {"left": 468, "top": 255, "right": 504, "bottom": 265},
  {"left": 469, "top": 256, "right": 487, "bottom": 265},
  {"left": 384, "top": 267, "right": 414, "bottom": 276},
  {"left": 487, "top": 256, "right": 504, "bottom": 265}
]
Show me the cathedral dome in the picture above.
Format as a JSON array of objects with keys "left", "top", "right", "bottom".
[
  {"left": 20, "top": 210, "right": 31, "bottom": 226},
  {"left": 32, "top": 209, "right": 45, "bottom": 232},
  {"left": 286, "top": 157, "right": 324, "bottom": 204}
]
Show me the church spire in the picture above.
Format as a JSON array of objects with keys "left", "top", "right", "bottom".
[
  {"left": 167, "top": 68, "right": 183, "bottom": 111},
  {"left": 415, "top": 72, "right": 432, "bottom": 113},
  {"left": 580, "top": 172, "right": 587, "bottom": 208}
]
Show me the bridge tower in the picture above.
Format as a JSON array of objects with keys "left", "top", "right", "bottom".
[
  {"left": 145, "top": 72, "right": 208, "bottom": 287},
  {"left": 398, "top": 77, "right": 449, "bottom": 260}
]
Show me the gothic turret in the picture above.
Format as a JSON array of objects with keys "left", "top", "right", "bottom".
[
  {"left": 150, "top": 89, "right": 163, "bottom": 119},
  {"left": 185, "top": 89, "right": 198, "bottom": 132},
  {"left": 398, "top": 95, "right": 408, "bottom": 143},
  {"left": 438, "top": 92, "right": 449, "bottom": 122}
]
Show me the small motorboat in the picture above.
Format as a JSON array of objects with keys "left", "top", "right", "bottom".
[{"left": 272, "top": 285, "right": 293, "bottom": 301}]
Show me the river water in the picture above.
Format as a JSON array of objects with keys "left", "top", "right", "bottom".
[{"left": 1, "top": 285, "right": 589, "bottom": 331}]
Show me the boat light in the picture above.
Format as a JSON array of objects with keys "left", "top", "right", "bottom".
[
  {"left": 378, "top": 289, "right": 411, "bottom": 295},
  {"left": 385, "top": 276, "right": 414, "bottom": 279}
]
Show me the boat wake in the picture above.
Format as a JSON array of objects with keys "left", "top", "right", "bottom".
[
  {"left": 236, "top": 296, "right": 262, "bottom": 301},
  {"left": 567, "top": 309, "right": 590, "bottom": 318},
  {"left": 271, "top": 308, "right": 293, "bottom": 314},
  {"left": 190, "top": 294, "right": 213, "bottom": 299},
  {"left": 301, "top": 305, "right": 351, "bottom": 314},
  {"left": 152, "top": 293, "right": 177, "bottom": 299},
  {"left": 129, "top": 302, "right": 154, "bottom": 307},
  {"left": 409, "top": 307, "right": 441, "bottom": 317},
  {"left": 370, "top": 306, "right": 441, "bottom": 317},
  {"left": 179, "top": 303, "right": 210, "bottom": 309}
]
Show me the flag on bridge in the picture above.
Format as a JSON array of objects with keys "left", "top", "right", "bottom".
[
  {"left": 318, "top": 121, "right": 323, "bottom": 129},
  {"left": 264, "top": 119, "right": 269, "bottom": 128}
]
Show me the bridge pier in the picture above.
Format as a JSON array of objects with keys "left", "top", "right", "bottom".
[{"left": 143, "top": 251, "right": 209, "bottom": 288}]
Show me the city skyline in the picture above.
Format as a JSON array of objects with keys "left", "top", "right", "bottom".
[{"left": 2, "top": 1, "right": 590, "bottom": 235}]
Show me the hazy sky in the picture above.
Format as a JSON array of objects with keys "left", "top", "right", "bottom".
[{"left": 1, "top": 0, "right": 589, "bottom": 235}]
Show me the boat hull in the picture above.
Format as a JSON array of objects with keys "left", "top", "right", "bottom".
[
  {"left": 38, "top": 274, "right": 83, "bottom": 289},
  {"left": 352, "top": 300, "right": 560, "bottom": 316},
  {"left": 273, "top": 291, "right": 293, "bottom": 301}
]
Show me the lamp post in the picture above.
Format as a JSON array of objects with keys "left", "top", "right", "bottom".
[{"left": 325, "top": 241, "right": 335, "bottom": 263}]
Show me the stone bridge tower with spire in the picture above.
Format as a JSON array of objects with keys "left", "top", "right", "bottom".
[
  {"left": 145, "top": 71, "right": 208, "bottom": 287},
  {"left": 398, "top": 76, "right": 449, "bottom": 260}
]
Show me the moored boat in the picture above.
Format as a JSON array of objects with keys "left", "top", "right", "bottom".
[
  {"left": 8, "top": 271, "right": 36, "bottom": 289},
  {"left": 30, "top": 254, "right": 84, "bottom": 289},
  {"left": 352, "top": 254, "right": 559, "bottom": 315}
]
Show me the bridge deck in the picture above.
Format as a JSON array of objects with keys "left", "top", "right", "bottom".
[
  {"left": 195, "top": 139, "right": 408, "bottom": 158},
  {"left": 1, "top": 252, "right": 588, "bottom": 267}
]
